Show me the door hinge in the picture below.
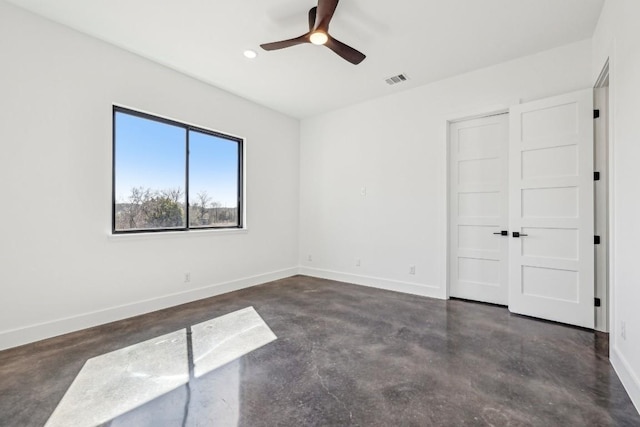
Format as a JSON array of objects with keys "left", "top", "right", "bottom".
[
  {"left": 594, "top": 235, "right": 601, "bottom": 245},
  {"left": 594, "top": 171, "right": 600, "bottom": 181},
  {"left": 594, "top": 297, "right": 601, "bottom": 307},
  {"left": 594, "top": 109, "right": 600, "bottom": 119}
]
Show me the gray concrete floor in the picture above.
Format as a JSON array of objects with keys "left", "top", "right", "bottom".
[{"left": 1, "top": 275, "right": 638, "bottom": 426}]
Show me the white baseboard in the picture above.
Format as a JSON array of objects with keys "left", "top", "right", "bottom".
[
  {"left": 611, "top": 346, "right": 640, "bottom": 414},
  {"left": 298, "top": 267, "right": 445, "bottom": 300},
  {"left": 0, "top": 267, "right": 298, "bottom": 351}
]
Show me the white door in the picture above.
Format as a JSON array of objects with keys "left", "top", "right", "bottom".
[
  {"left": 449, "top": 114, "right": 509, "bottom": 305},
  {"left": 508, "top": 89, "right": 594, "bottom": 328}
]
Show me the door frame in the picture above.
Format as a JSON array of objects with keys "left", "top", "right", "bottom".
[
  {"left": 594, "top": 57, "right": 617, "bottom": 337},
  {"left": 443, "top": 102, "right": 517, "bottom": 300},
  {"left": 594, "top": 61, "right": 610, "bottom": 332}
]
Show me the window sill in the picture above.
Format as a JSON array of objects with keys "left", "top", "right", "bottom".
[{"left": 107, "top": 227, "right": 248, "bottom": 241}]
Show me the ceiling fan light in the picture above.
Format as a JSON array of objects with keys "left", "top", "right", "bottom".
[{"left": 310, "top": 31, "right": 328, "bottom": 45}]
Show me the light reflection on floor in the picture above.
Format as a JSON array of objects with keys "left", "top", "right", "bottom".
[
  {"left": 107, "top": 360, "right": 242, "bottom": 427},
  {"left": 44, "top": 307, "right": 276, "bottom": 427}
]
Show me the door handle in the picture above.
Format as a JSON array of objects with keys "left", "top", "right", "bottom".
[
  {"left": 493, "top": 230, "right": 508, "bottom": 236},
  {"left": 512, "top": 232, "right": 528, "bottom": 238}
]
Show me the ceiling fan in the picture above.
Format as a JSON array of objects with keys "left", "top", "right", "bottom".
[{"left": 260, "top": 0, "right": 366, "bottom": 65}]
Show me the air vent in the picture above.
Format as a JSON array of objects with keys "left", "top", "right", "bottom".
[{"left": 385, "top": 73, "right": 409, "bottom": 86}]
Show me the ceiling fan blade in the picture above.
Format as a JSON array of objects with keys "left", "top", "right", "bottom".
[
  {"left": 260, "top": 34, "right": 310, "bottom": 51},
  {"left": 308, "top": 7, "right": 317, "bottom": 31},
  {"left": 314, "top": 0, "right": 339, "bottom": 32},
  {"left": 325, "top": 36, "right": 366, "bottom": 65}
]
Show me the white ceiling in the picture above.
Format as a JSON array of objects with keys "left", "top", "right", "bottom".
[{"left": 6, "top": 0, "right": 604, "bottom": 118}]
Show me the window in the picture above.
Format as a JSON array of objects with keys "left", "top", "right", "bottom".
[{"left": 112, "top": 106, "right": 243, "bottom": 233}]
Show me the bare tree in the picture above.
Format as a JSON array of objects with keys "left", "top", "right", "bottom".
[
  {"left": 196, "top": 190, "right": 211, "bottom": 225},
  {"left": 161, "top": 187, "right": 183, "bottom": 203},
  {"left": 120, "top": 186, "right": 151, "bottom": 229}
]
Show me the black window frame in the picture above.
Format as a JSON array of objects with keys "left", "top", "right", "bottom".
[{"left": 112, "top": 105, "right": 244, "bottom": 234}]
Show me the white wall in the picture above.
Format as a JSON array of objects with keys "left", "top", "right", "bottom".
[
  {"left": 0, "top": 1, "right": 300, "bottom": 350},
  {"left": 592, "top": 0, "right": 640, "bottom": 411},
  {"left": 299, "top": 39, "right": 593, "bottom": 297}
]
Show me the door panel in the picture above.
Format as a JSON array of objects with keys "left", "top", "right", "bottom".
[
  {"left": 449, "top": 114, "right": 509, "bottom": 305},
  {"left": 521, "top": 187, "right": 578, "bottom": 218},
  {"left": 521, "top": 145, "right": 578, "bottom": 178},
  {"left": 521, "top": 266, "right": 578, "bottom": 302},
  {"left": 521, "top": 228, "right": 578, "bottom": 259},
  {"left": 458, "top": 225, "right": 500, "bottom": 251},
  {"left": 508, "top": 89, "right": 594, "bottom": 328}
]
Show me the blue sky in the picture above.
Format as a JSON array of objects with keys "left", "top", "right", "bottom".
[{"left": 115, "top": 111, "right": 239, "bottom": 207}]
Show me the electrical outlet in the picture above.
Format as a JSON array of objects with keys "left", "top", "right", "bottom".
[
  {"left": 308, "top": 254, "right": 313, "bottom": 262},
  {"left": 184, "top": 273, "right": 191, "bottom": 283},
  {"left": 355, "top": 258, "right": 361, "bottom": 267},
  {"left": 409, "top": 265, "right": 416, "bottom": 275},
  {"left": 621, "top": 321, "right": 627, "bottom": 340},
  {"left": 360, "top": 186, "right": 367, "bottom": 197}
]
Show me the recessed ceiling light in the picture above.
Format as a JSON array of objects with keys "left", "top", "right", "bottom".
[{"left": 243, "top": 50, "right": 258, "bottom": 59}]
